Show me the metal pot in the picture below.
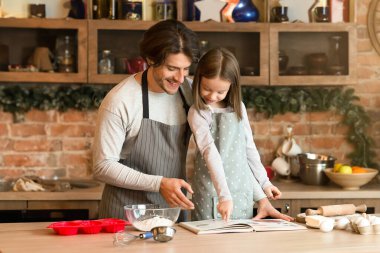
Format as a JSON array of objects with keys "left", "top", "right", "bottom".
[{"left": 298, "top": 153, "right": 336, "bottom": 185}]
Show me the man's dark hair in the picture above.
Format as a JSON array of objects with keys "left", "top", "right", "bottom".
[{"left": 139, "top": 20, "right": 200, "bottom": 66}]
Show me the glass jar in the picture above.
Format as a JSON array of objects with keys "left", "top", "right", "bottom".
[
  {"left": 56, "top": 35, "right": 74, "bottom": 73},
  {"left": 98, "top": 50, "right": 114, "bottom": 74},
  {"left": 328, "top": 35, "right": 346, "bottom": 75}
]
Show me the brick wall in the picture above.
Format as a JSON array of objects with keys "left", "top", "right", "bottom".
[
  {"left": 0, "top": 1, "right": 379, "bottom": 179},
  {"left": 0, "top": 110, "right": 97, "bottom": 178}
]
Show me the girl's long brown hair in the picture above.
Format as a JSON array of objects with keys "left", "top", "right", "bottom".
[{"left": 192, "top": 47, "right": 242, "bottom": 120}]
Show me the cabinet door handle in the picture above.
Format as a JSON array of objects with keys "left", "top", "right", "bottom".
[{"left": 284, "top": 203, "right": 290, "bottom": 213}]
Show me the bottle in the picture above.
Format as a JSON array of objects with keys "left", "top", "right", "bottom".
[
  {"left": 93, "top": 0, "right": 100, "bottom": 19},
  {"left": 98, "top": 50, "right": 114, "bottom": 74},
  {"left": 93, "top": 0, "right": 110, "bottom": 19},
  {"left": 57, "top": 36, "right": 74, "bottom": 73},
  {"left": 328, "top": 35, "right": 345, "bottom": 75},
  {"left": 109, "top": 0, "right": 117, "bottom": 19}
]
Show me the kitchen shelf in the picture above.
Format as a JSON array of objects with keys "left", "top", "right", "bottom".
[
  {"left": 0, "top": 15, "right": 357, "bottom": 86},
  {"left": 88, "top": 20, "right": 269, "bottom": 86},
  {"left": 269, "top": 23, "right": 357, "bottom": 86},
  {"left": 0, "top": 18, "right": 88, "bottom": 84}
]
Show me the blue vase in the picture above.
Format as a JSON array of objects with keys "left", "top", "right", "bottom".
[{"left": 232, "top": 0, "right": 259, "bottom": 22}]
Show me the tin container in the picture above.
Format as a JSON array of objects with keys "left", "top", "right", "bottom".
[
  {"left": 298, "top": 153, "right": 335, "bottom": 185},
  {"left": 154, "top": 0, "right": 176, "bottom": 20}
]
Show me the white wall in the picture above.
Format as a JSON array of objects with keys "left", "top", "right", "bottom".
[{"left": 1, "top": 0, "right": 71, "bottom": 18}]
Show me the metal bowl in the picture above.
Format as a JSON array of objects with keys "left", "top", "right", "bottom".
[{"left": 298, "top": 153, "right": 336, "bottom": 185}]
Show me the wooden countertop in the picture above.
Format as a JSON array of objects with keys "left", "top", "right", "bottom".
[
  {"left": 0, "top": 222, "right": 379, "bottom": 253},
  {"left": 0, "top": 180, "right": 379, "bottom": 201},
  {"left": 0, "top": 184, "right": 104, "bottom": 201},
  {"left": 274, "top": 180, "right": 380, "bottom": 199}
]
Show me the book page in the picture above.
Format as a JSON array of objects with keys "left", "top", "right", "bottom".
[
  {"left": 247, "top": 219, "right": 307, "bottom": 232},
  {"left": 179, "top": 219, "right": 254, "bottom": 234},
  {"left": 179, "top": 219, "right": 306, "bottom": 235}
]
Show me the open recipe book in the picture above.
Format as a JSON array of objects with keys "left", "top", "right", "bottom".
[{"left": 179, "top": 219, "right": 307, "bottom": 235}]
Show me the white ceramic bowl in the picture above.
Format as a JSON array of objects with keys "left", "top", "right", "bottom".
[
  {"left": 324, "top": 168, "right": 378, "bottom": 190},
  {"left": 124, "top": 204, "right": 180, "bottom": 231}
]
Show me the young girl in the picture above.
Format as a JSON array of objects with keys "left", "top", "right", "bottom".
[{"left": 188, "top": 47, "right": 281, "bottom": 221}]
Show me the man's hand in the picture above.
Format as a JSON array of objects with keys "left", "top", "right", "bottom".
[
  {"left": 217, "top": 200, "right": 233, "bottom": 221},
  {"left": 264, "top": 185, "right": 282, "bottom": 200},
  {"left": 159, "top": 177, "right": 194, "bottom": 210},
  {"left": 253, "top": 197, "right": 294, "bottom": 221}
]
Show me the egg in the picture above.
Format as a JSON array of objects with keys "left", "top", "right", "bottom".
[
  {"left": 335, "top": 217, "right": 350, "bottom": 230},
  {"left": 357, "top": 218, "right": 370, "bottom": 228},
  {"left": 371, "top": 217, "right": 380, "bottom": 225},
  {"left": 320, "top": 219, "right": 334, "bottom": 233},
  {"left": 354, "top": 216, "right": 365, "bottom": 225}
]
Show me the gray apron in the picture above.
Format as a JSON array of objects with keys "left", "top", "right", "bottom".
[
  {"left": 98, "top": 69, "right": 191, "bottom": 219},
  {"left": 191, "top": 111, "right": 262, "bottom": 220}
]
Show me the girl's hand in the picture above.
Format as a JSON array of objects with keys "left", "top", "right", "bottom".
[
  {"left": 253, "top": 197, "right": 294, "bottom": 221},
  {"left": 264, "top": 185, "right": 282, "bottom": 200},
  {"left": 217, "top": 200, "right": 233, "bottom": 221}
]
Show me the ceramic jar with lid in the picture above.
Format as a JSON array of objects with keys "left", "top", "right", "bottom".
[{"left": 154, "top": 0, "right": 177, "bottom": 20}]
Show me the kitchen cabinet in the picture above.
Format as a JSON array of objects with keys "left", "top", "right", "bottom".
[
  {"left": 0, "top": 185, "right": 103, "bottom": 222},
  {"left": 272, "top": 198, "right": 380, "bottom": 217},
  {"left": 269, "top": 23, "right": 357, "bottom": 86},
  {"left": 88, "top": 20, "right": 269, "bottom": 85},
  {"left": 0, "top": 1, "right": 357, "bottom": 86},
  {"left": 0, "top": 200, "right": 99, "bottom": 222},
  {"left": 270, "top": 181, "right": 380, "bottom": 217},
  {"left": 0, "top": 18, "right": 87, "bottom": 83}
]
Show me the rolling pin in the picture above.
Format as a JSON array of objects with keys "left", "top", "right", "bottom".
[{"left": 305, "top": 204, "right": 367, "bottom": 217}]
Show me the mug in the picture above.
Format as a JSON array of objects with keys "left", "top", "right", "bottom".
[
  {"left": 314, "top": 6, "right": 330, "bottom": 23},
  {"left": 282, "top": 138, "right": 302, "bottom": 157},
  {"left": 271, "top": 157, "right": 290, "bottom": 176},
  {"left": 271, "top": 6, "right": 289, "bottom": 23}
]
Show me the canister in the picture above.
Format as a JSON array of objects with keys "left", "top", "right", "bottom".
[{"left": 154, "top": 0, "right": 176, "bottom": 20}]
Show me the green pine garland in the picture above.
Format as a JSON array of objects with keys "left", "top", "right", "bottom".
[
  {"left": 242, "top": 86, "right": 378, "bottom": 169},
  {"left": 0, "top": 85, "right": 378, "bottom": 170}
]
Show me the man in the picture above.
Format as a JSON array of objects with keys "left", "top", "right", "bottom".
[{"left": 93, "top": 20, "right": 292, "bottom": 221}]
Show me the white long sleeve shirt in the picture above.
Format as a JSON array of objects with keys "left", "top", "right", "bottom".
[{"left": 92, "top": 75, "right": 190, "bottom": 192}]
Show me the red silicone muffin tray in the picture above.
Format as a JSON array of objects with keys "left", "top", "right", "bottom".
[{"left": 47, "top": 218, "right": 130, "bottom": 235}]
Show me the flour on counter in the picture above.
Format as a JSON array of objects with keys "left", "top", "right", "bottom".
[{"left": 133, "top": 216, "right": 174, "bottom": 231}]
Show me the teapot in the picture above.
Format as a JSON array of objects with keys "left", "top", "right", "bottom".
[{"left": 126, "top": 56, "right": 148, "bottom": 74}]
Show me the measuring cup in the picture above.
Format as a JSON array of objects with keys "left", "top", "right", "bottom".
[{"left": 151, "top": 226, "right": 176, "bottom": 242}]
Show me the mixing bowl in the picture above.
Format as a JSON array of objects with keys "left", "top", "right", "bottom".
[
  {"left": 124, "top": 204, "right": 180, "bottom": 232},
  {"left": 298, "top": 153, "right": 336, "bottom": 185}
]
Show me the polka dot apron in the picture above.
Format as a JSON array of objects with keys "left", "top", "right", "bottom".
[{"left": 191, "top": 111, "right": 262, "bottom": 220}]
